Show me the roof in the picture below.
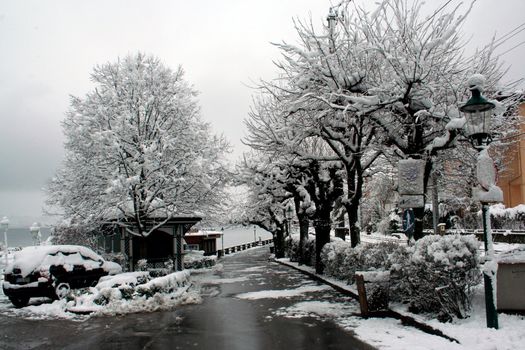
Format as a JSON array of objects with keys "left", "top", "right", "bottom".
[{"left": 184, "top": 230, "right": 223, "bottom": 238}]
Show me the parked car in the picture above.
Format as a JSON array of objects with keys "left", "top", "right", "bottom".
[{"left": 2, "top": 245, "right": 122, "bottom": 307}]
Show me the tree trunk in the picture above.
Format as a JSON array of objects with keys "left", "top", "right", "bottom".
[
  {"left": 413, "top": 206, "right": 425, "bottom": 241},
  {"left": 348, "top": 204, "right": 361, "bottom": 248},
  {"left": 412, "top": 158, "right": 433, "bottom": 241},
  {"left": 314, "top": 216, "right": 331, "bottom": 274},
  {"left": 273, "top": 226, "right": 285, "bottom": 259},
  {"left": 344, "top": 163, "right": 363, "bottom": 248},
  {"left": 298, "top": 215, "right": 309, "bottom": 265}
]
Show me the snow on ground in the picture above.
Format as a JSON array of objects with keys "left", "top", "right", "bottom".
[
  {"left": 277, "top": 255, "right": 525, "bottom": 350},
  {"left": 235, "top": 284, "right": 331, "bottom": 300},
  {"left": 0, "top": 270, "right": 201, "bottom": 320},
  {"left": 200, "top": 276, "right": 253, "bottom": 285},
  {"left": 351, "top": 317, "right": 464, "bottom": 350},
  {"left": 411, "top": 284, "right": 525, "bottom": 350}
]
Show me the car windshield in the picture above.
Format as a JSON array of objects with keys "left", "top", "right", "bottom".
[{"left": 5, "top": 245, "right": 104, "bottom": 277}]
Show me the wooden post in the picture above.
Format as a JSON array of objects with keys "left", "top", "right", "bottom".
[{"left": 355, "top": 274, "right": 369, "bottom": 316}]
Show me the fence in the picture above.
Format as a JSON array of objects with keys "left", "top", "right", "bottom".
[{"left": 217, "top": 239, "right": 273, "bottom": 257}]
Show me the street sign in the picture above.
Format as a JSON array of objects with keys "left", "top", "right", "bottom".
[{"left": 398, "top": 158, "right": 425, "bottom": 195}]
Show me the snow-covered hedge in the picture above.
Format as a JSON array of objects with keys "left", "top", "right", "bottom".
[
  {"left": 67, "top": 270, "right": 196, "bottom": 315},
  {"left": 284, "top": 233, "right": 316, "bottom": 266},
  {"left": 489, "top": 204, "right": 525, "bottom": 230},
  {"left": 318, "top": 235, "right": 480, "bottom": 321},
  {"left": 183, "top": 251, "right": 217, "bottom": 270},
  {"left": 321, "top": 240, "right": 404, "bottom": 284}
]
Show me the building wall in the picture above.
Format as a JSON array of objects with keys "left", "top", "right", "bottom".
[{"left": 497, "top": 104, "right": 525, "bottom": 207}]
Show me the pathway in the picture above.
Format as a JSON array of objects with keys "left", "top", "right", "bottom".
[{"left": 0, "top": 247, "right": 374, "bottom": 350}]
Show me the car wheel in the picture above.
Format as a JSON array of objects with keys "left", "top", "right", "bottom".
[
  {"left": 55, "top": 282, "right": 71, "bottom": 300},
  {"left": 8, "top": 296, "right": 30, "bottom": 308}
]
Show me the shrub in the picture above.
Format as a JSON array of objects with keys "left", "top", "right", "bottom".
[
  {"left": 319, "top": 234, "right": 480, "bottom": 321},
  {"left": 322, "top": 240, "right": 405, "bottom": 283},
  {"left": 284, "top": 233, "right": 320, "bottom": 267},
  {"left": 183, "top": 251, "right": 217, "bottom": 270},
  {"left": 391, "top": 234, "right": 481, "bottom": 321}
]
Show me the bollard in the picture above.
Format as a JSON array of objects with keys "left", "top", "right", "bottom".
[{"left": 355, "top": 274, "right": 369, "bottom": 316}]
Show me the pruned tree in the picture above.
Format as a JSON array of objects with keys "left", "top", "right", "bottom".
[
  {"left": 265, "top": 0, "right": 521, "bottom": 240},
  {"left": 47, "top": 53, "right": 230, "bottom": 238},
  {"left": 236, "top": 153, "right": 292, "bottom": 258}
]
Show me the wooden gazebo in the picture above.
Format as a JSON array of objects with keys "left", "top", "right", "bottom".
[{"left": 99, "top": 216, "right": 202, "bottom": 271}]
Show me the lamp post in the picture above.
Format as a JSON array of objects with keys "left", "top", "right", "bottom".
[
  {"left": 459, "top": 74, "right": 500, "bottom": 329},
  {"left": 1, "top": 217, "right": 9, "bottom": 267},
  {"left": 285, "top": 205, "right": 293, "bottom": 237},
  {"left": 253, "top": 225, "right": 256, "bottom": 244},
  {"left": 221, "top": 227, "right": 224, "bottom": 257},
  {"left": 30, "top": 222, "right": 41, "bottom": 246}
]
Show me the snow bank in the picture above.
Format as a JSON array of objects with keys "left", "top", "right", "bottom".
[{"left": 1, "top": 270, "right": 199, "bottom": 319}]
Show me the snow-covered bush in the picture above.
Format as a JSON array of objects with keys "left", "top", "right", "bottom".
[
  {"left": 183, "top": 251, "right": 217, "bottom": 270},
  {"left": 320, "top": 234, "right": 481, "bottom": 321},
  {"left": 283, "top": 233, "right": 318, "bottom": 267},
  {"left": 321, "top": 240, "right": 405, "bottom": 283},
  {"left": 376, "top": 210, "right": 401, "bottom": 234},
  {"left": 284, "top": 234, "right": 300, "bottom": 262},
  {"left": 101, "top": 252, "right": 127, "bottom": 269},
  {"left": 391, "top": 235, "right": 481, "bottom": 321},
  {"left": 69, "top": 270, "right": 193, "bottom": 314},
  {"left": 136, "top": 259, "right": 148, "bottom": 271},
  {"left": 489, "top": 204, "right": 525, "bottom": 230}
]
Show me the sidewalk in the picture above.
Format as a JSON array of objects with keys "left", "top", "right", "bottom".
[{"left": 275, "top": 257, "right": 525, "bottom": 350}]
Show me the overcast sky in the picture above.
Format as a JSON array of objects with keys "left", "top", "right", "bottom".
[{"left": 0, "top": 0, "right": 524, "bottom": 225}]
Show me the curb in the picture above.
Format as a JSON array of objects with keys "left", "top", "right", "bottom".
[{"left": 274, "top": 258, "right": 460, "bottom": 344}]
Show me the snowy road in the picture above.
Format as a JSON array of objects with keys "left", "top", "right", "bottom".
[{"left": 0, "top": 247, "right": 374, "bottom": 350}]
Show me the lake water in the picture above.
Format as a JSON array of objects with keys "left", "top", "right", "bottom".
[
  {"left": 3, "top": 225, "right": 272, "bottom": 249},
  {"left": 3, "top": 227, "right": 52, "bottom": 248},
  {"left": 216, "top": 225, "right": 273, "bottom": 248}
]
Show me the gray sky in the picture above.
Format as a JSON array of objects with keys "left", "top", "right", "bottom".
[{"left": 0, "top": 0, "right": 524, "bottom": 225}]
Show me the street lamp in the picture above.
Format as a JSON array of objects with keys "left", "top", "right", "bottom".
[
  {"left": 30, "top": 222, "right": 41, "bottom": 246},
  {"left": 459, "top": 73, "right": 499, "bottom": 329},
  {"left": 1, "top": 217, "right": 9, "bottom": 267},
  {"left": 221, "top": 227, "right": 224, "bottom": 257},
  {"left": 285, "top": 205, "right": 294, "bottom": 237},
  {"left": 460, "top": 74, "right": 496, "bottom": 148},
  {"left": 253, "top": 225, "right": 257, "bottom": 244}
]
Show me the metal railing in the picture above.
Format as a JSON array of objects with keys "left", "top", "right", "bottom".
[{"left": 217, "top": 239, "right": 273, "bottom": 257}]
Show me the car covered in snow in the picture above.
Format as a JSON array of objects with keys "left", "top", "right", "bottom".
[{"left": 2, "top": 245, "right": 122, "bottom": 307}]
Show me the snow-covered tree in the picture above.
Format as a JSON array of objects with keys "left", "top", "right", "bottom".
[
  {"left": 266, "top": 0, "right": 521, "bottom": 240},
  {"left": 47, "top": 53, "right": 230, "bottom": 237},
  {"left": 236, "top": 153, "right": 292, "bottom": 258}
]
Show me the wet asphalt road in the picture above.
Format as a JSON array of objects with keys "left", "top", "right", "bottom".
[{"left": 0, "top": 247, "right": 375, "bottom": 350}]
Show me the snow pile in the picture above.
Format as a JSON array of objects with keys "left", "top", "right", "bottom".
[
  {"left": 66, "top": 270, "right": 198, "bottom": 316},
  {"left": 0, "top": 270, "right": 200, "bottom": 319}
]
